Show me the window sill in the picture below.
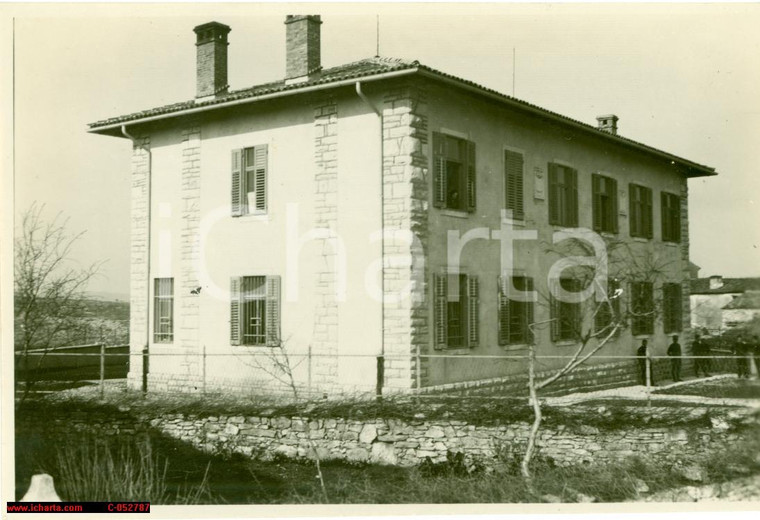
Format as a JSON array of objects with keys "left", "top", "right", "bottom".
[
  {"left": 439, "top": 209, "right": 470, "bottom": 219},
  {"left": 501, "top": 216, "right": 526, "bottom": 227},
  {"left": 436, "top": 347, "right": 472, "bottom": 355},
  {"left": 554, "top": 340, "right": 579, "bottom": 347},
  {"left": 600, "top": 231, "right": 619, "bottom": 239},
  {"left": 501, "top": 343, "right": 531, "bottom": 351},
  {"left": 662, "top": 241, "right": 680, "bottom": 247},
  {"left": 632, "top": 334, "right": 653, "bottom": 340},
  {"left": 235, "top": 212, "right": 270, "bottom": 222},
  {"left": 631, "top": 237, "right": 651, "bottom": 243}
]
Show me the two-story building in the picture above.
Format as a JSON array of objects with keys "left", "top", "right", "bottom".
[{"left": 88, "top": 16, "right": 717, "bottom": 395}]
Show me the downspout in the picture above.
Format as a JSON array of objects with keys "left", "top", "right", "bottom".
[
  {"left": 355, "top": 82, "right": 384, "bottom": 360},
  {"left": 121, "top": 124, "right": 151, "bottom": 392}
]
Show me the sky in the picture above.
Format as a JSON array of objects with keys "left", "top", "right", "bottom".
[{"left": 10, "top": 2, "right": 760, "bottom": 299}]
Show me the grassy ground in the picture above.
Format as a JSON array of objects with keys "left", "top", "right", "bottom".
[
  {"left": 654, "top": 378, "right": 760, "bottom": 399},
  {"left": 16, "top": 421, "right": 760, "bottom": 504}
]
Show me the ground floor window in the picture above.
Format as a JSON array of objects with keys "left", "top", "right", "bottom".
[
  {"left": 434, "top": 272, "right": 479, "bottom": 349},
  {"left": 153, "top": 278, "right": 174, "bottom": 343},
  {"left": 230, "top": 275, "right": 281, "bottom": 346}
]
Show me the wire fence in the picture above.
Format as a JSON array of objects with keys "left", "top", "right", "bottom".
[{"left": 14, "top": 343, "right": 760, "bottom": 400}]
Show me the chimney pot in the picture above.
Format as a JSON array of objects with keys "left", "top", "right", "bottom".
[
  {"left": 193, "top": 21, "right": 231, "bottom": 99},
  {"left": 709, "top": 275, "right": 724, "bottom": 290},
  {"left": 596, "top": 114, "right": 619, "bottom": 136},
  {"left": 285, "top": 15, "right": 322, "bottom": 81}
]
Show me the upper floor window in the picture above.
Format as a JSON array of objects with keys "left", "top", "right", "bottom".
[
  {"left": 433, "top": 272, "right": 479, "bottom": 349},
  {"left": 661, "top": 192, "right": 681, "bottom": 243},
  {"left": 230, "top": 275, "right": 281, "bottom": 346},
  {"left": 629, "top": 183, "right": 653, "bottom": 239},
  {"left": 153, "top": 278, "right": 174, "bottom": 343},
  {"left": 432, "top": 132, "right": 476, "bottom": 212},
  {"left": 592, "top": 174, "right": 618, "bottom": 234},
  {"left": 498, "top": 275, "right": 534, "bottom": 345},
  {"left": 504, "top": 150, "right": 525, "bottom": 220},
  {"left": 548, "top": 163, "right": 578, "bottom": 227},
  {"left": 231, "top": 145, "right": 268, "bottom": 216}
]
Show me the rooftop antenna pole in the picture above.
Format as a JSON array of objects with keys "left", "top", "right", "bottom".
[
  {"left": 376, "top": 15, "right": 380, "bottom": 57},
  {"left": 512, "top": 47, "right": 516, "bottom": 96}
]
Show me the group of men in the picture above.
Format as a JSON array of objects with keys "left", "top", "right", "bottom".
[{"left": 636, "top": 332, "right": 760, "bottom": 386}]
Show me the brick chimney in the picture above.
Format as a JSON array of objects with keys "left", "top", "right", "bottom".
[
  {"left": 596, "top": 114, "right": 619, "bottom": 136},
  {"left": 285, "top": 15, "right": 322, "bottom": 82},
  {"left": 193, "top": 21, "right": 231, "bottom": 99}
]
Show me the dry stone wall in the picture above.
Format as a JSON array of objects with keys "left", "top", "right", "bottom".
[{"left": 19, "top": 406, "right": 756, "bottom": 469}]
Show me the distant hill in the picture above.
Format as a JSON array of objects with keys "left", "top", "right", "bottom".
[{"left": 86, "top": 290, "right": 130, "bottom": 302}]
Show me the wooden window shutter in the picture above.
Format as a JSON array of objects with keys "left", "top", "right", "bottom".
[
  {"left": 550, "top": 294, "right": 560, "bottom": 341},
  {"left": 254, "top": 145, "right": 268, "bottom": 212},
  {"left": 644, "top": 187, "right": 653, "bottom": 239},
  {"left": 231, "top": 149, "right": 243, "bottom": 217},
  {"left": 497, "top": 275, "right": 510, "bottom": 346},
  {"left": 466, "top": 140, "right": 477, "bottom": 212},
  {"left": 230, "top": 276, "right": 242, "bottom": 345},
  {"left": 467, "top": 275, "right": 480, "bottom": 347},
  {"left": 661, "top": 192, "right": 668, "bottom": 241},
  {"left": 526, "top": 277, "right": 535, "bottom": 344},
  {"left": 629, "top": 183, "right": 638, "bottom": 236},
  {"left": 568, "top": 168, "right": 579, "bottom": 226},
  {"left": 609, "top": 177, "right": 619, "bottom": 233},
  {"left": 265, "top": 275, "right": 281, "bottom": 346},
  {"left": 592, "top": 174, "right": 602, "bottom": 231},
  {"left": 548, "top": 163, "right": 560, "bottom": 225},
  {"left": 673, "top": 195, "right": 681, "bottom": 242},
  {"left": 504, "top": 150, "right": 524, "bottom": 220},
  {"left": 432, "top": 132, "right": 446, "bottom": 208},
  {"left": 434, "top": 272, "right": 448, "bottom": 348}
]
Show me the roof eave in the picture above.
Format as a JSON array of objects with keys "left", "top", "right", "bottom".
[
  {"left": 414, "top": 69, "right": 717, "bottom": 178},
  {"left": 87, "top": 67, "right": 420, "bottom": 137}
]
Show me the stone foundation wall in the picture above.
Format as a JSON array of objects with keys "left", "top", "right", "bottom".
[{"left": 18, "top": 406, "right": 754, "bottom": 469}]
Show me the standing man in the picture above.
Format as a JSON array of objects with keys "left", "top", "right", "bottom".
[
  {"left": 637, "top": 339, "right": 655, "bottom": 386},
  {"left": 735, "top": 334, "right": 750, "bottom": 378},
  {"left": 693, "top": 331, "right": 712, "bottom": 377},
  {"left": 667, "top": 335, "right": 682, "bottom": 382}
]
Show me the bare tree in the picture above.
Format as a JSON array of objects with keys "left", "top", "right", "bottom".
[
  {"left": 238, "top": 342, "right": 329, "bottom": 501},
  {"left": 520, "top": 237, "right": 671, "bottom": 481},
  {"left": 14, "top": 203, "right": 101, "bottom": 402}
]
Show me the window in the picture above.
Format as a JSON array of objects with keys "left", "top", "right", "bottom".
[
  {"left": 629, "top": 184, "right": 653, "bottom": 238},
  {"left": 630, "top": 281, "right": 654, "bottom": 335},
  {"left": 662, "top": 282, "right": 683, "bottom": 333},
  {"left": 433, "top": 272, "right": 479, "bottom": 349},
  {"left": 498, "top": 275, "right": 534, "bottom": 345},
  {"left": 153, "top": 278, "right": 174, "bottom": 343},
  {"left": 504, "top": 150, "right": 525, "bottom": 220},
  {"left": 548, "top": 163, "right": 578, "bottom": 227},
  {"left": 230, "top": 275, "right": 281, "bottom": 346},
  {"left": 661, "top": 192, "right": 681, "bottom": 243},
  {"left": 231, "top": 145, "right": 268, "bottom": 216},
  {"left": 432, "top": 132, "right": 476, "bottom": 212},
  {"left": 594, "top": 279, "right": 621, "bottom": 334},
  {"left": 592, "top": 174, "right": 618, "bottom": 233},
  {"left": 550, "top": 278, "right": 582, "bottom": 342}
]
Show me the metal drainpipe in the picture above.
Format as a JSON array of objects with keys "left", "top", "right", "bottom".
[
  {"left": 121, "top": 124, "right": 151, "bottom": 392},
  {"left": 355, "top": 82, "right": 384, "bottom": 359}
]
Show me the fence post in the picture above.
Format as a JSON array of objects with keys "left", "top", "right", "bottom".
[
  {"left": 376, "top": 355, "right": 384, "bottom": 401},
  {"left": 99, "top": 344, "right": 105, "bottom": 399},
  {"left": 307, "top": 345, "right": 312, "bottom": 397},
  {"left": 142, "top": 346, "right": 149, "bottom": 394},
  {"left": 202, "top": 344, "right": 207, "bottom": 395},
  {"left": 645, "top": 355, "right": 652, "bottom": 408}
]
